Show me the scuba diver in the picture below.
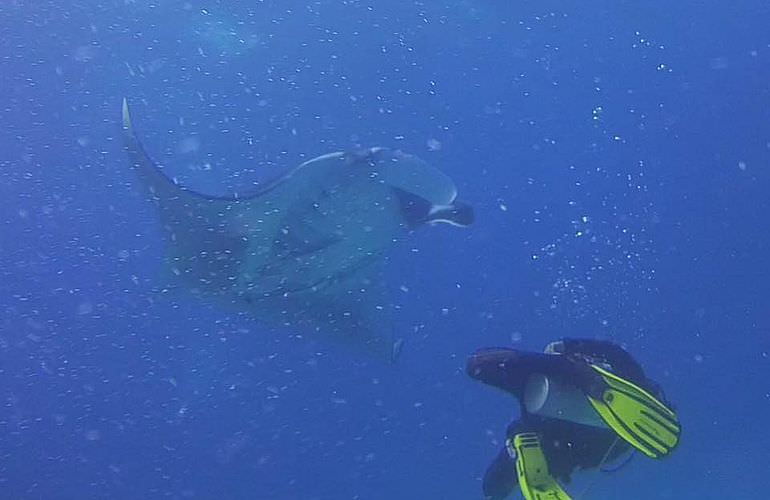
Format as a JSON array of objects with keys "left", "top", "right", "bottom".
[{"left": 466, "top": 338, "right": 681, "bottom": 500}]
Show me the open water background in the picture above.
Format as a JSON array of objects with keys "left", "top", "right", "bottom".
[{"left": 2, "top": 1, "right": 769, "bottom": 498}]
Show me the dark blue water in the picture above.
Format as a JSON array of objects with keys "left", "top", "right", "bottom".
[{"left": 2, "top": 1, "right": 769, "bottom": 498}]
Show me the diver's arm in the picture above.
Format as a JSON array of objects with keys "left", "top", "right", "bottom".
[
  {"left": 560, "top": 338, "right": 629, "bottom": 359},
  {"left": 557, "top": 338, "right": 670, "bottom": 403},
  {"left": 558, "top": 338, "right": 644, "bottom": 377}
]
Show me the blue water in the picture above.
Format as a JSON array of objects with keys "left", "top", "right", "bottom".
[{"left": 2, "top": 1, "right": 769, "bottom": 498}]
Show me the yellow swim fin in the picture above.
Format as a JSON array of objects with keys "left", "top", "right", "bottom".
[
  {"left": 513, "top": 433, "right": 572, "bottom": 500},
  {"left": 586, "top": 365, "right": 681, "bottom": 459}
]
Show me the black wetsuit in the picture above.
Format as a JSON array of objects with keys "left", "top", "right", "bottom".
[{"left": 466, "top": 338, "right": 665, "bottom": 500}]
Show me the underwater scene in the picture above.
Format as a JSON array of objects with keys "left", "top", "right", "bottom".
[{"left": 2, "top": 1, "right": 769, "bottom": 498}]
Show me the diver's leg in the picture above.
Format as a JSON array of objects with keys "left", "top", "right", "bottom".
[
  {"left": 482, "top": 419, "right": 531, "bottom": 499},
  {"left": 482, "top": 444, "right": 517, "bottom": 500},
  {"left": 467, "top": 348, "right": 576, "bottom": 397}
]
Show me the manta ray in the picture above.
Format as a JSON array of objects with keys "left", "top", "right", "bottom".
[{"left": 121, "top": 99, "right": 473, "bottom": 359}]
